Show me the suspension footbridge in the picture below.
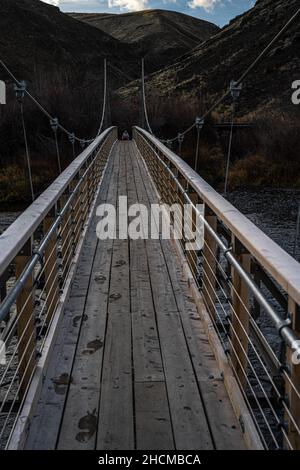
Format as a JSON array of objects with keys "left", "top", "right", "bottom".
[
  {"left": 0, "top": 4, "right": 300, "bottom": 451},
  {"left": 0, "top": 126, "right": 300, "bottom": 450}
]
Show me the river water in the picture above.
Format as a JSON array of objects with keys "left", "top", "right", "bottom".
[{"left": 226, "top": 188, "right": 300, "bottom": 262}]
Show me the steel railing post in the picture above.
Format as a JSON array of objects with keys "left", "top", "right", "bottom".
[
  {"left": 230, "top": 237, "right": 251, "bottom": 389},
  {"left": 15, "top": 238, "right": 35, "bottom": 399}
]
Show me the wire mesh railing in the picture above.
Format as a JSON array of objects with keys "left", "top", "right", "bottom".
[
  {"left": 133, "top": 126, "right": 300, "bottom": 450},
  {"left": 0, "top": 127, "right": 117, "bottom": 449}
]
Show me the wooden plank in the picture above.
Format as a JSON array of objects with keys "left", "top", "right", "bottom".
[
  {"left": 97, "top": 143, "right": 134, "bottom": 450},
  {"left": 132, "top": 145, "right": 214, "bottom": 450},
  {"left": 16, "top": 239, "right": 35, "bottom": 399},
  {"left": 25, "top": 147, "right": 116, "bottom": 450},
  {"left": 134, "top": 143, "right": 247, "bottom": 450},
  {"left": 56, "top": 144, "right": 120, "bottom": 450},
  {"left": 230, "top": 237, "right": 251, "bottom": 390},
  {"left": 285, "top": 297, "right": 300, "bottom": 450},
  {"left": 127, "top": 144, "right": 165, "bottom": 383},
  {"left": 43, "top": 211, "right": 59, "bottom": 326},
  {"left": 135, "top": 382, "right": 174, "bottom": 450},
  {"left": 161, "top": 238, "right": 246, "bottom": 450},
  {"left": 202, "top": 206, "right": 218, "bottom": 320}
]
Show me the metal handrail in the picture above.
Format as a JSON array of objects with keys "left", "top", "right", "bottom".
[
  {"left": 133, "top": 125, "right": 300, "bottom": 449},
  {"left": 0, "top": 150, "right": 100, "bottom": 323},
  {"left": 0, "top": 127, "right": 116, "bottom": 274},
  {"left": 133, "top": 128, "right": 300, "bottom": 356},
  {"left": 133, "top": 126, "right": 300, "bottom": 306}
]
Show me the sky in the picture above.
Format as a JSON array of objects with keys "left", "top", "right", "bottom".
[{"left": 42, "top": 0, "right": 256, "bottom": 27}]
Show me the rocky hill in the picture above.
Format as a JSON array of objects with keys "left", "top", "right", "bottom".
[
  {"left": 0, "top": 0, "right": 138, "bottom": 89},
  {"left": 117, "top": 0, "right": 300, "bottom": 119},
  {"left": 69, "top": 9, "right": 219, "bottom": 73}
]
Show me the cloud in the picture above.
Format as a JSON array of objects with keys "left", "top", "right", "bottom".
[
  {"left": 42, "top": 0, "right": 59, "bottom": 4},
  {"left": 108, "top": 0, "right": 148, "bottom": 11},
  {"left": 42, "top": 0, "right": 85, "bottom": 5},
  {"left": 188, "top": 0, "right": 221, "bottom": 12},
  {"left": 42, "top": 0, "right": 148, "bottom": 11}
]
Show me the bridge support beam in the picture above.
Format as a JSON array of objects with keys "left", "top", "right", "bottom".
[
  {"left": 16, "top": 239, "right": 35, "bottom": 399},
  {"left": 229, "top": 237, "right": 251, "bottom": 390},
  {"left": 285, "top": 298, "right": 300, "bottom": 449},
  {"left": 43, "top": 208, "right": 59, "bottom": 327},
  {"left": 202, "top": 205, "right": 218, "bottom": 320}
]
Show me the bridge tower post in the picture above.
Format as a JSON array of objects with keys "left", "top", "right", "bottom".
[
  {"left": 202, "top": 206, "right": 217, "bottom": 320},
  {"left": 16, "top": 239, "right": 36, "bottom": 399},
  {"left": 43, "top": 207, "right": 59, "bottom": 327},
  {"left": 229, "top": 237, "right": 251, "bottom": 390},
  {"left": 285, "top": 298, "right": 300, "bottom": 449}
]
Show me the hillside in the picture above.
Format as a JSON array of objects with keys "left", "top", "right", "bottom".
[
  {"left": 117, "top": 0, "right": 300, "bottom": 119},
  {"left": 0, "top": 0, "right": 138, "bottom": 89},
  {"left": 69, "top": 9, "right": 220, "bottom": 73},
  {"left": 0, "top": 0, "right": 136, "bottom": 201}
]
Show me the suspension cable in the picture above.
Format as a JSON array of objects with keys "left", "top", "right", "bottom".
[
  {"left": 194, "top": 117, "right": 204, "bottom": 171},
  {"left": 96, "top": 59, "right": 107, "bottom": 137},
  {"left": 15, "top": 83, "right": 35, "bottom": 202},
  {"left": 141, "top": 58, "right": 153, "bottom": 135},
  {"left": 0, "top": 58, "right": 108, "bottom": 144},
  {"left": 50, "top": 118, "right": 62, "bottom": 174},
  {"left": 160, "top": 5, "right": 300, "bottom": 144},
  {"left": 224, "top": 80, "right": 242, "bottom": 196}
]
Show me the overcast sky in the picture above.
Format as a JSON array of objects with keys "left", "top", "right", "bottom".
[{"left": 42, "top": 0, "right": 256, "bottom": 27}]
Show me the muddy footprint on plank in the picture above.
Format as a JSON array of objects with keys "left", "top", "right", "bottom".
[
  {"left": 109, "top": 292, "right": 122, "bottom": 301},
  {"left": 73, "top": 314, "right": 88, "bottom": 328},
  {"left": 94, "top": 273, "right": 106, "bottom": 284},
  {"left": 52, "top": 373, "right": 72, "bottom": 395},
  {"left": 76, "top": 409, "right": 97, "bottom": 443},
  {"left": 82, "top": 338, "right": 103, "bottom": 355},
  {"left": 114, "top": 259, "right": 126, "bottom": 267}
]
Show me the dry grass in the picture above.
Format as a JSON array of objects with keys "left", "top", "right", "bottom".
[
  {"left": 0, "top": 73, "right": 105, "bottom": 204},
  {"left": 1, "top": 79, "right": 299, "bottom": 205},
  {"left": 227, "top": 113, "right": 300, "bottom": 189}
]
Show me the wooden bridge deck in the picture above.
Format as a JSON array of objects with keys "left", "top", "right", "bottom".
[{"left": 25, "top": 141, "right": 245, "bottom": 450}]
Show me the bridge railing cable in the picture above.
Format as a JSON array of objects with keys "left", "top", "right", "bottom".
[
  {"left": 141, "top": 58, "right": 154, "bottom": 135},
  {"left": 133, "top": 126, "right": 300, "bottom": 450},
  {"left": 0, "top": 127, "right": 118, "bottom": 449},
  {"left": 0, "top": 58, "right": 109, "bottom": 145},
  {"left": 96, "top": 59, "right": 107, "bottom": 138},
  {"left": 158, "top": 4, "right": 300, "bottom": 145}
]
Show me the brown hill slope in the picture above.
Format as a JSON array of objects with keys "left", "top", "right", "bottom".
[
  {"left": 0, "top": 0, "right": 138, "bottom": 89},
  {"left": 69, "top": 9, "right": 220, "bottom": 73},
  {"left": 117, "top": 0, "right": 300, "bottom": 119}
]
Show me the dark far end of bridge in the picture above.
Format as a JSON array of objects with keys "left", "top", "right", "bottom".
[{"left": 1, "top": 127, "right": 300, "bottom": 451}]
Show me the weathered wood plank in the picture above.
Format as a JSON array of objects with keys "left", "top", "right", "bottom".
[
  {"left": 127, "top": 144, "right": 165, "bottom": 383},
  {"left": 25, "top": 147, "right": 116, "bottom": 450},
  {"left": 97, "top": 144, "right": 134, "bottom": 450},
  {"left": 132, "top": 147, "right": 214, "bottom": 450},
  {"left": 162, "top": 238, "right": 246, "bottom": 450},
  {"left": 135, "top": 382, "right": 174, "bottom": 450},
  {"left": 56, "top": 145, "right": 120, "bottom": 449}
]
